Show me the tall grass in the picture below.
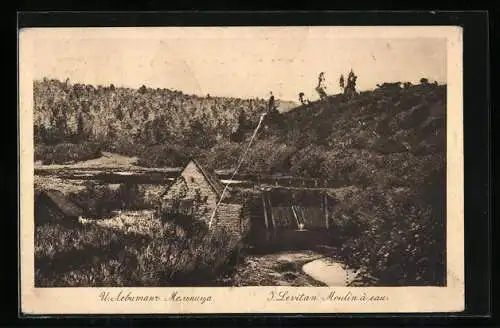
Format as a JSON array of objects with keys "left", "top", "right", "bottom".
[
  {"left": 69, "top": 181, "right": 150, "bottom": 218},
  {"left": 35, "top": 214, "right": 240, "bottom": 287}
]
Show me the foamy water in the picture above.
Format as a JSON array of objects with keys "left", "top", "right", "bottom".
[{"left": 302, "top": 258, "right": 359, "bottom": 286}]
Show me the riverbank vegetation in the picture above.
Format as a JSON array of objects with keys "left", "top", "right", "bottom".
[
  {"left": 35, "top": 214, "right": 240, "bottom": 287},
  {"left": 329, "top": 169, "right": 446, "bottom": 286}
]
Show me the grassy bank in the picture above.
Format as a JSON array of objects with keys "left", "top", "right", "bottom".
[{"left": 35, "top": 218, "right": 240, "bottom": 287}]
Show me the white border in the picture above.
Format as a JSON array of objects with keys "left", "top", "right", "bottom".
[{"left": 19, "top": 26, "right": 464, "bottom": 314}]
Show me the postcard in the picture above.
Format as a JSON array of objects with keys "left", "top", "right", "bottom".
[{"left": 19, "top": 25, "right": 464, "bottom": 314}]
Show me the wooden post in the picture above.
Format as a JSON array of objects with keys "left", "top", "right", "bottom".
[
  {"left": 324, "top": 192, "right": 329, "bottom": 229},
  {"left": 262, "top": 191, "right": 269, "bottom": 230},
  {"left": 268, "top": 193, "right": 276, "bottom": 237}
]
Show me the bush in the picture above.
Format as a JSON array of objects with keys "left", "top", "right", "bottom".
[
  {"left": 241, "top": 139, "right": 296, "bottom": 175},
  {"left": 132, "top": 223, "right": 238, "bottom": 285},
  {"left": 70, "top": 182, "right": 123, "bottom": 218},
  {"left": 329, "top": 180, "right": 445, "bottom": 286},
  {"left": 289, "top": 146, "right": 326, "bottom": 178},
  {"left": 199, "top": 140, "right": 243, "bottom": 170},
  {"left": 136, "top": 144, "right": 190, "bottom": 168},
  {"left": 107, "top": 138, "right": 146, "bottom": 158},
  {"left": 35, "top": 142, "right": 102, "bottom": 165}
]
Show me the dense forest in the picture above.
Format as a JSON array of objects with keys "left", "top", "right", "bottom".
[{"left": 34, "top": 78, "right": 270, "bottom": 166}]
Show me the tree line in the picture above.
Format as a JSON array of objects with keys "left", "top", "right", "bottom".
[{"left": 34, "top": 78, "right": 268, "bottom": 164}]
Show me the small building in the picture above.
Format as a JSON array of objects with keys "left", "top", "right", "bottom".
[
  {"left": 159, "top": 159, "right": 251, "bottom": 239},
  {"left": 35, "top": 190, "right": 84, "bottom": 225},
  {"left": 159, "top": 159, "right": 349, "bottom": 249}
]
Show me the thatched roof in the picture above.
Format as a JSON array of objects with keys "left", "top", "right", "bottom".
[
  {"left": 39, "top": 190, "right": 84, "bottom": 218},
  {"left": 191, "top": 159, "right": 225, "bottom": 198}
]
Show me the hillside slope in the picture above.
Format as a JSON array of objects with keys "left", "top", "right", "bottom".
[
  {"left": 206, "top": 83, "right": 445, "bottom": 286},
  {"left": 211, "top": 83, "right": 446, "bottom": 188},
  {"left": 272, "top": 83, "right": 446, "bottom": 285}
]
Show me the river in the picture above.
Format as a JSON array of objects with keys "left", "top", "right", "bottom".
[{"left": 216, "top": 250, "right": 360, "bottom": 287}]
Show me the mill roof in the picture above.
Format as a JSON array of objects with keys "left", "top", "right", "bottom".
[
  {"left": 190, "top": 159, "right": 225, "bottom": 198},
  {"left": 161, "top": 159, "right": 227, "bottom": 200},
  {"left": 39, "top": 190, "right": 84, "bottom": 217}
]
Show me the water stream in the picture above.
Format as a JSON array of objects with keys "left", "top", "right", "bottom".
[{"left": 302, "top": 258, "right": 359, "bottom": 286}]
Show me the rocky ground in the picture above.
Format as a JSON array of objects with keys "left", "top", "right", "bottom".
[{"left": 215, "top": 250, "right": 327, "bottom": 287}]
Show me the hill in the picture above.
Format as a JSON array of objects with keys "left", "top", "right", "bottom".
[
  {"left": 277, "top": 100, "right": 299, "bottom": 113},
  {"left": 201, "top": 82, "right": 447, "bottom": 285},
  {"left": 34, "top": 78, "right": 270, "bottom": 165},
  {"left": 282, "top": 83, "right": 446, "bottom": 285},
  {"left": 205, "top": 83, "right": 446, "bottom": 187}
]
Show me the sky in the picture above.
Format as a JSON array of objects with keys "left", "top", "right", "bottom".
[{"left": 28, "top": 27, "right": 448, "bottom": 102}]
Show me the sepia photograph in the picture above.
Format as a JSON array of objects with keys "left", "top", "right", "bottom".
[{"left": 19, "top": 26, "right": 464, "bottom": 314}]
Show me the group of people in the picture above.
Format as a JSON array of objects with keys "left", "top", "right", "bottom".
[
  {"left": 297, "top": 70, "right": 359, "bottom": 105},
  {"left": 266, "top": 70, "right": 359, "bottom": 112},
  {"left": 341, "top": 70, "right": 359, "bottom": 99}
]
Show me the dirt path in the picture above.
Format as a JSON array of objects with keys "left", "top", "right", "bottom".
[{"left": 217, "top": 250, "right": 327, "bottom": 286}]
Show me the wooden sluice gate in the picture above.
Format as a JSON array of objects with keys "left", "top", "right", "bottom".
[{"left": 245, "top": 186, "right": 337, "bottom": 249}]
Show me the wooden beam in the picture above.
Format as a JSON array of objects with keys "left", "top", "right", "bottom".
[
  {"left": 262, "top": 192, "right": 269, "bottom": 230},
  {"left": 291, "top": 205, "right": 300, "bottom": 228},
  {"left": 267, "top": 193, "right": 276, "bottom": 236},
  {"left": 324, "top": 192, "right": 329, "bottom": 229}
]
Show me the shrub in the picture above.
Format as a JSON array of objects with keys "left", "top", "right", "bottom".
[
  {"left": 35, "top": 142, "right": 102, "bottom": 165},
  {"left": 241, "top": 139, "right": 296, "bottom": 175},
  {"left": 289, "top": 146, "right": 326, "bottom": 178},
  {"left": 70, "top": 182, "right": 123, "bottom": 218},
  {"left": 329, "top": 180, "right": 445, "bottom": 286},
  {"left": 199, "top": 140, "right": 243, "bottom": 170},
  {"left": 132, "top": 223, "right": 238, "bottom": 285},
  {"left": 136, "top": 144, "right": 189, "bottom": 168}
]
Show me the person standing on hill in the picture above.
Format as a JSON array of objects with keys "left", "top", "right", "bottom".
[
  {"left": 316, "top": 72, "right": 328, "bottom": 100},
  {"left": 298, "top": 92, "right": 307, "bottom": 105},
  {"left": 268, "top": 91, "right": 276, "bottom": 113},
  {"left": 344, "top": 69, "right": 358, "bottom": 100}
]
